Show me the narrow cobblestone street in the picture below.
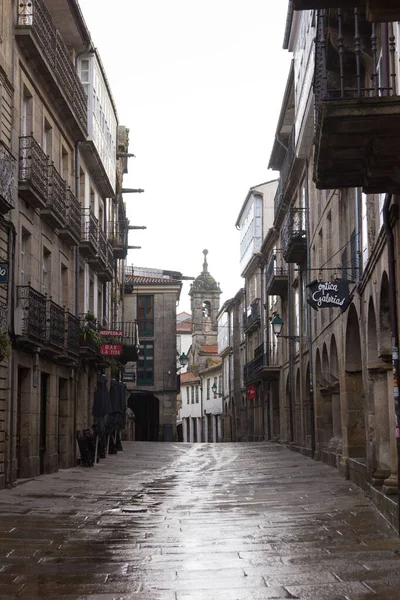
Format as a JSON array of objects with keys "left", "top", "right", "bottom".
[{"left": 0, "top": 442, "right": 400, "bottom": 599}]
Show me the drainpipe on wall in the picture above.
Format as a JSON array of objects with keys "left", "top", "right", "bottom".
[
  {"left": 287, "top": 266, "right": 294, "bottom": 443},
  {"left": 382, "top": 193, "right": 400, "bottom": 534},
  {"left": 305, "top": 160, "right": 315, "bottom": 456},
  {"left": 7, "top": 220, "right": 16, "bottom": 487}
]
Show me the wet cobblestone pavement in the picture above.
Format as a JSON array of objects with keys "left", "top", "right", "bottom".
[{"left": 0, "top": 442, "right": 400, "bottom": 599}]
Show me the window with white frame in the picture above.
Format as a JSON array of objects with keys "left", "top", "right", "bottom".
[
  {"left": 186, "top": 387, "right": 190, "bottom": 404},
  {"left": 191, "top": 386, "right": 194, "bottom": 404},
  {"left": 195, "top": 385, "right": 199, "bottom": 404}
]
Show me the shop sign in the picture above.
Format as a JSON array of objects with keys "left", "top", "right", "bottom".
[
  {"left": 0, "top": 263, "right": 8, "bottom": 284},
  {"left": 307, "top": 279, "right": 353, "bottom": 313},
  {"left": 246, "top": 385, "right": 256, "bottom": 400},
  {"left": 100, "top": 343, "right": 123, "bottom": 356},
  {"left": 99, "top": 329, "right": 124, "bottom": 337}
]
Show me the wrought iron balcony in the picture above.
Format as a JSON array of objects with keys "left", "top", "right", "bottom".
[
  {"left": 244, "top": 343, "right": 280, "bottom": 384},
  {"left": 79, "top": 315, "right": 102, "bottom": 357},
  {"left": 45, "top": 298, "right": 65, "bottom": 351},
  {"left": 41, "top": 164, "right": 67, "bottom": 229},
  {"left": 97, "top": 236, "right": 114, "bottom": 282},
  {"left": 16, "top": 285, "right": 47, "bottom": 346},
  {"left": 314, "top": 10, "right": 400, "bottom": 193},
  {"left": 16, "top": 0, "right": 87, "bottom": 139},
  {"left": 59, "top": 189, "right": 81, "bottom": 247},
  {"left": 18, "top": 136, "right": 48, "bottom": 209},
  {"left": 291, "top": 1, "right": 400, "bottom": 22},
  {"left": 109, "top": 221, "right": 128, "bottom": 260},
  {"left": 80, "top": 208, "right": 99, "bottom": 259},
  {"left": 282, "top": 208, "right": 307, "bottom": 264},
  {"left": 0, "top": 143, "right": 16, "bottom": 214},
  {"left": 65, "top": 312, "right": 80, "bottom": 358},
  {"left": 266, "top": 251, "right": 288, "bottom": 297},
  {"left": 243, "top": 298, "right": 261, "bottom": 334}
]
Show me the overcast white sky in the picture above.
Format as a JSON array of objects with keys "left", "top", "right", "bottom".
[{"left": 78, "top": 1, "right": 292, "bottom": 313}]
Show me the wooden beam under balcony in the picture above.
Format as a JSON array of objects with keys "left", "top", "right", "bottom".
[{"left": 314, "top": 97, "right": 400, "bottom": 194}]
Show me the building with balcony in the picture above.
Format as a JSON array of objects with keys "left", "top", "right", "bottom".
[
  {"left": 260, "top": 3, "right": 400, "bottom": 531},
  {"left": 0, "top": 0, "right": 134, "bottom": 488},
  {"left": 235, "top": 181, "right": 278, "bottom": 441},
  {"left": 124, "top": 267, "right": 183, "bottom": 442}
]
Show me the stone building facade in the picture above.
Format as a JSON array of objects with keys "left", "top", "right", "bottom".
[
  {"left": 257, "top": 4, "right": 400, "bottom": 530},
  {"left": 0, "top": 0, "right": 133, "bottom": 487},
  {"left": 124, "top": 267, "right": 183, "bottom": 441},
  {"left": 180, "top": 251, "right": 223, "bottom": 442}
]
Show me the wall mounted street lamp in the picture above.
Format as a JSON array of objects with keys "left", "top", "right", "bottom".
[
  {"left": 179, "top": 352, "right": 188, "bottom": 367},
  {"left": 271, "top": 313, "right": 301, "bottom": 342},
  {"left": 211, "top": 382, "right": 223, "bottom": 398}
]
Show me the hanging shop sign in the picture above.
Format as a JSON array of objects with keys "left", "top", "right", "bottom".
[
  {"left": 307, "top": 279, "right": 353, "bottom": 313},
  {"left": 246, "top": 385, "right": 257, "bottom": 400},
  {"left": 100, "top": 343, "right": 123, "bottom": 357}
]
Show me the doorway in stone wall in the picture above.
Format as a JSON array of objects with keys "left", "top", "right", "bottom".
[
  {"left": 16, "top": 367, "right": 30, "bottom": 480},
  {"left": 128, "top": 392, "right": 160, "bottom": 441},
  {"left": 58, "top": 377, "right": 70, "bottom": 469},
  {"left": 345, "top": 305, "right": 366, "bottom": 463},
  {"left": 40, "top": 373, "right": 49, "bottom": 474}
]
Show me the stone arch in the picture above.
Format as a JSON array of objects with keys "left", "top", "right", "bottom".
[
  {"left": 304, "top": 362, "right": 315, "bottom": 452},
  {"left": 329, "top": 335, "right": 342, "bottom": 458},
  {"left": 285, "top": 372, "right": 293, "bottom": 443},
  {"left": 322, "top": 343, "right": 329, "bottom": 377},
  {"left": 368, "top": 275, "right": 393, "bottom": 488},
  {"left": 367, "top": 297, "right": 378, "bottom": 364},
  {"left": 379, "top": 272, "right": 391, "bottom": 359},
  {"left": 295, "top": 367, "right": 301, "bottom": 445},
  {"left": 344, "top": 304, "right": 366, "bottom": 458}
]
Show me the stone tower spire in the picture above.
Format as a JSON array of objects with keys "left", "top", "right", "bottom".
[{"left": 189, "top": 250, "right": 222, "bottom": 370}]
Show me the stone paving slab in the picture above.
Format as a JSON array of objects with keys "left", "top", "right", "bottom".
[{"left": 0, "top": 442, "right": 399, "bottom": 599}]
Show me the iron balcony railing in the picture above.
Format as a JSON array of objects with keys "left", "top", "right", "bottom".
[
  {"left": 64, "top": 189, "right": 81, "bottom": 244},
  {"left": 17, "top": 0, "right": 87, "bottom": 134},
  {"left": 0, "top": 143, "right": 16, "bottom": 213},
  {"left": 243, "top": 298, "right": 261, "bottom": 332},
  {"left": 108, "top": 220, "right": 128, "bottom": 256},
  {"left": 81, "top": 208, "right": 99, "bottom": 248},
  {"left": 46, "top": 298, "right": 65, "bottom": 349},
  {"left": 98, "top": 228, "right": 107, "bottom": 264},
  {"left": 106, "top": 241, "right": 114, "bottom": 271},
  {"left": 282, "top": 208, "right": 307, "bottom": 254},
  {"left": 266, "top": 250, "right": 289, "bottom": 291},
  {"left": 18, "top": 135, "right": 48, "bottom": 202},
  {"left": 17, "top": 285, "right": 47, "bottom": 343},
  {"left": 314, "top": 9, "right": 398, "bottom": 115},
  {"left": 65, "top": 311, "right": 80, "bottom": 356},
  {"left": 244, "top": 343, "right": 280, "bottom": 383},
  {"left": 46, "top": 164, "right": 67, "bottom": 223}
]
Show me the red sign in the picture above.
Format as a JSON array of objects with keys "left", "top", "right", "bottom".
[
  {"left": 99, "top": 330, "right": 124, "bottom": 337},
  {"left": 246, "top": 385, "right": 256, "bottom": 400},
  {"left": 100, "top": 343, "right": 123, "bottom": 357}
]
